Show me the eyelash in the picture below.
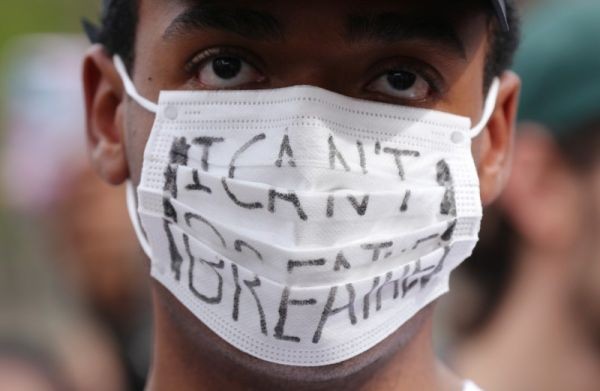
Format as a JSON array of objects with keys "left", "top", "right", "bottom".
[
  {"left": 184, "top": 46, "right": 264, "bottom": 78},
  {"left": 366, "top": 58, "right": 445, "bottom": 97}
]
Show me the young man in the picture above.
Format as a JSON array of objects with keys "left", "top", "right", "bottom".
[{"left": 82, "top": 1, "right": 520, "bottom": 390}]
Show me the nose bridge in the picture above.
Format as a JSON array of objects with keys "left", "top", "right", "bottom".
[
  {"left": 269, "top": 32, "right": 358, "bottom": 94},
  {"left": 274, "top": 60, "right": 345, "bottom": 93}
]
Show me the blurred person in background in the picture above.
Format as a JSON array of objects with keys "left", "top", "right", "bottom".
[
  {"left": 439, "top": 2, "right": 600, "bottom": 390},
  {"left": 0, "top": 35, "right": 150, "bottom": 390}
]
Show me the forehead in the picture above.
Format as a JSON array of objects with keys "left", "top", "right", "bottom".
[
  {"left": 139, "top": 0, "right": 489, "bottom": 46},
  {"left": 147, "top": 0, "right": 488, "bottom": 15}
]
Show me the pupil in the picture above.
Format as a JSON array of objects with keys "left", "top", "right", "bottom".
[
  {"left": 387, "top": 71, "right": 417, "bottom": 90},
  {"left": 213, "top": 57, "right": 242, "bottom": 80}
]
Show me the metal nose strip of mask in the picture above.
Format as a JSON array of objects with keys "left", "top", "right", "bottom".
[{"left": 113, "top": 55, "right": 499, "bottom": 138}]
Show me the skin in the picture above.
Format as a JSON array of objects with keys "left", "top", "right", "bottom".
[
  {"left": 82, "top": 1, "right": 520, "bottom": 389},
  {"left": 454, "top": 124, "right": 600, "bottom": 391}
]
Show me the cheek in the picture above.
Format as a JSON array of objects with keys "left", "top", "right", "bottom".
[{"left": 125, "top": 103, "right": 156, "bottom": 185}]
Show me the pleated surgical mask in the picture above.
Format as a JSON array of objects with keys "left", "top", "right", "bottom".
[{"left": 116, "top": 56, "right": 500, "bottom": 367}]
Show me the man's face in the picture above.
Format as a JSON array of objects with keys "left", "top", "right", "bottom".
[{"left": 84, "top": 0, "right": 518, "bottom": 382}]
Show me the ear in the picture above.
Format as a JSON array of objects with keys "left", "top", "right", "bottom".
[
  {"left": 477, "top": 71, "right": 520, "bottom": 205},
  {"left": 83, "top": 44, "right": 129, "bottom": 185},
  {"left": 499, "top": 125, "right": 580, "bottom": 250}
]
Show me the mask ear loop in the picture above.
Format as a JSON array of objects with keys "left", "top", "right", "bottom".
[
  {"left": 469, "top": 77, "right": 501, "bottom": 138},
  {"left": 113, "top": 55, "right": 159, "bottom": 113},
  {"left": 126, "top": 180, "right": 154, "bottom": 258},
  {"left": 115, "top": 54, "right": 156, "bottom": 258}
]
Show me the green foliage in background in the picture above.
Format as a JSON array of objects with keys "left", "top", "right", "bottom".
[{"left": 0, "top": 0, "right": 97, "bottom": 52}]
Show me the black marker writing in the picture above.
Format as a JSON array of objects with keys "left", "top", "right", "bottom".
[
  {"left": 326, "top": 195, "right": 335, "bottom": 218},
  {"left": 312, "top": 284, "right": 357, "bottom": 343},
  {"left": 436, "top": 160, "right": 456, "bottom": 217},
  {"left": 186, "top": 169, "right": 212, "bottom": 194},
  {"left": 361, "top": 241, "right": 393, "bottom": 262},
  {"left": 163, "top": 198, "right": 178, "bottom": 223},
  {"left": 234, "top": 240, "right": 263, "bottom": 262},
  {"left": 231, "top": 264, "right": 268, "bottom": 335},
  {"left": 164, "top": 165, "right": 178, "bottom": 198},
  {"left": 375, "top": 141, "right": 382, "bottom": 155},
  {"left": 357, "top": 141, "right": 367, "bottom": 174},
  {"left": 383, "top": 147, "right": 420, "bottom": 181},
  {"left": 193, "top": 137, "right": 225, "bottom": 172},
  {"left": 185, "top": 234, "right": 225, "bottom": 305},
  {"left": 376, "top": 272, "right": 399, "bottom": 311},
  {"left": 412, "top": 233, "right": 439, "bottom": 250},
  {"left": 244, "top": 277, "right": 268, "bottom": 335},
  {"left": 419, "top": 246, "right": 450, "bottom": 286},
  {"left": 184, "top": 212, "right": 227, "bottom": 249},
  {"left": 347, "top": 195, "right": 369, "bottom": 216},
  {"left": 328, "top": 135, "right": 351, "bottom": 172},
  {"left": 163, "top": 220, "right": 183, "bottom": 281},
  {"left": 268, "top": 190, "right": 308, "bottom": 221},
  {"left": 229, "top": 133, "right": 266, "bottom": 179},
  {"left": 232, "top": 264, "right": 242, "bottom": 321},
  {"left": 400, "top": 248, "right": 449, "bottom": 298},
  {"left": 362, "top": 276, "right": 380, "bottom": 320},
  {"left": 170, "top": 137, "right": 191, "bottom": 166},
  {"left": 222, "top": 178, "right": 264, "bottom": 210},
  {"left": 400, "top": 190, "right": 411, "bottom": 212},
  {"left": 333, "top": 251, "right": 351, "bottom": 272},
  {"left": 274, "top": 288, "right": 317, "bottom": 343},
  {"left": 402, "top": 261, "right": 424, "bottom": 298},
  {"left": 441, "top": 220, "right": 457, "bottom": 241},
  {"left": 288, "top": 258, "right": 326, "bottom": 273},
  {"left": 275, "top": 134, "right": 297, "bottom": 168}
]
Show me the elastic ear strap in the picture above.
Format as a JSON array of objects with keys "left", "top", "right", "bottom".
[
  {"left": 470, "top": 77, "right": 501, "bottom": 137},
  {"left": 113, "top": 55, "right": 159, "bottom": 113},
  {"left": 126, "top": 181, "right": 153, "bottom": 259}
]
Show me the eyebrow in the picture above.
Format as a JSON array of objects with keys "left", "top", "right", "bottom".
[
  {"left": 346, "top": 13, "right": 467, "bottom": 59},
  {"left": 163, "top": 4, "right": 284, "bottom": 42},
  {"left": 163, "top": 6, "right": 467, "bottom": 59}
]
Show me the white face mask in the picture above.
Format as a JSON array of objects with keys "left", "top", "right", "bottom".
[{"left": 115, "top": 56, "right": 499, "bottom": 367}]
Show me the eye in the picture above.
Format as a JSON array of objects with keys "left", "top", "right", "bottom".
[
  {"left": 190, "top": 50, "right": 266, "bottom": 89},
  {"left": 366, "top": 70, "right": 431, "bottom": 101},
  {"left": 199, "top": 56, "right": 264, "bottom": 89}
]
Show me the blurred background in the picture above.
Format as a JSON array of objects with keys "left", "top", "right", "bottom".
[
  {"left": 0, "top": 1, "right": 599, "bottom": 391},
  {"left": 0, "top": 2, "right": 150, "bottom": 391}
]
